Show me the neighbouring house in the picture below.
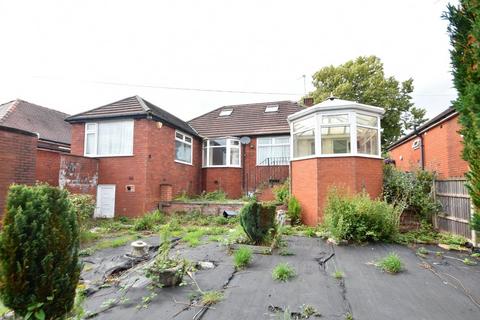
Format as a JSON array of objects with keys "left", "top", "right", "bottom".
[
  {"left": 387, "top": 107, "right": 468, "bottom": 179},
  {"left": 0, "top": 99, "right": 72, "bottom": 186}
]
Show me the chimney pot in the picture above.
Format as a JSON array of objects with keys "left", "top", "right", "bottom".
[{"left": 303, "top": 97, "right": 314, "bottom": 107}]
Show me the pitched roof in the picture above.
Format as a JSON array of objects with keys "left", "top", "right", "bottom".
[
  {"left": 387, "top": 107, "right": 457, "bottom": 150},
  {"left": 0, "top": 99, "right": 71, "bottom": 145},
  {"left": 66, "top": 96, "right": 198, "bottom": 136},
  {"left": 188, "top": 101, "right": 302, "bottom": 138}
]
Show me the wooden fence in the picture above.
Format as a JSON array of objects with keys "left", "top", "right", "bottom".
[{"left": 433, "top": 179, "right": 476, "bottom": 244}]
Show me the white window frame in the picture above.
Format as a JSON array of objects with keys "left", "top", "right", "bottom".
[
  {"left": 174, "top": 130, "right": 193, "bottom": 165},
  {"left": 256, "top": 136, "right": 290, "bottom": 166},
  {"left": 83, "top": 120, "right": 134, "bottom": 157},
  {"left": 219, "top": 109, "right": 233, "bottom": 116},
  {"left": 202, "top": 138, "right": 241, "bottom": 168},
  {"left": 291, "top": 111, "right": 381, "bottom": 161}
]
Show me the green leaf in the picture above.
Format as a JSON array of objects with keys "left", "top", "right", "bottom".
[{"left": 35, "top": 309, "right": 45, "bottom": 320}]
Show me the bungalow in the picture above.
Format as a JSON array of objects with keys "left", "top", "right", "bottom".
[
  {"left": 65, "top": 96, "right": 302, "bottom": 217},
  {"left": 387, "top": 107, "right": 468, "bottom": 179}
]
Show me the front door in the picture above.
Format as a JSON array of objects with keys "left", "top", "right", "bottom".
[{"left": 95, "top": 184, "right": 116, "bottom": 218}]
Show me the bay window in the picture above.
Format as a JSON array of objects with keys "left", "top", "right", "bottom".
[
  {"left": 356, "top": 114, "right": 379, "bottom": 155},
  {"left": 292, "top": 116, "right": 316, "bottom": 158},
  {"left": 257, "top": 136, "right": 290, "bottom": 165},
  {"left": 175, "top": 131, "right": 192, "bottom": 164},
  {"left": 85, "top": 120, "right": 134, "bottom": 157},
  {"left": 203, "top": 138, "right": 241, "bottom": 167}
]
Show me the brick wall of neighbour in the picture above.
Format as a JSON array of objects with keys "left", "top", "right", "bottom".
[
  {"left": 162, "top": 201, "right": 245, "bottom": 216},
  {"left": 291, "top": 157, "right": 383, "bottom": 226},
  {"left": 59, "top": 154, "right": 98, "bottom": 195},
  {"left": 36, "top": 149, "right": 61, "bottom": 186},
  {"left": 0, "top": 126, "right": 37, "bottom": 216},
  {"left": 389, "top": 115, "right": 469, "bottom": 178},
  {"left": 202, "top": 167, "right": 243, "bottom": 199}
]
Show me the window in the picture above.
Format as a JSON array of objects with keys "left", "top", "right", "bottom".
[
  {"left": 265, "top": 105, "right": 279, "bottom": 113},
  {"left": 203, "top": 138, "right": 241, "bottom": 167},
  {"left": 321, "top": 126, "right": 351, "bottom": 154},
  {"left": 85, "top": 120, "right": 134, "bottom": 156},
  {"left": 356, "top": 114, "right": 379, "bottom": 155},
  {"left": 412, "top": 139, "right": 420, "bottom": 150},
  {"left": 257, "top": 136, "right": 290, "bottom": 165},
  {"left": 292, "top": 116, "right": 316, "bottom": 158},
  {"left": 175, "top": 131, "right": 192, "bottom": 164},
  {"left": 219, "top": 109, "right": 233, "bottom": 116}
]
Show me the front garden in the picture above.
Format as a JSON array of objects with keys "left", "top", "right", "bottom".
[{"left": 0, "top": 167, "right": 479, "bottom": 319}]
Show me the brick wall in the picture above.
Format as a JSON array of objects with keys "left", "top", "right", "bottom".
[
  {"left": 389, "top": 115, "right": 468, "bottom": 178},
  {"left": 0, "top": 126, "right": 37, "bottom": 216},
  {"left": 59, "top": 154, "right": 98, "bottom": 195},
  {"left": 292, "top": 157, "right": 383, "bottom": 226},
  {"left": 202, "top": 167, "right": 243, "bottom": 199},
  {"left": 36, "top": 149, "right": 61, "bottom": 186}
]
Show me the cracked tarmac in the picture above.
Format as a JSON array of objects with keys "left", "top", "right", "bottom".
[{"left": 81, "top": 236, "right": 480, "bottom": 320}]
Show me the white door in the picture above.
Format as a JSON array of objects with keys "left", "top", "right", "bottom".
[{"left": 95, "top": 184, "right": 116, "bottom": 218}]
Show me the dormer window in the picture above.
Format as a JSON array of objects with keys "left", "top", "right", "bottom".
[
  {"left": 265, "top": 105, "right": 279, "bottom": 113},
  {"left": 219, "top": 109, "right": 233, "bottom": 116}
]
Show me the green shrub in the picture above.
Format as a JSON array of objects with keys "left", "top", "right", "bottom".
[
  {"left": 324, "top": 191, "right": 399, "bottom": 242},
  {"left": 68, "top": 193, "right": 95, "bottom": 229},
  {"left": 272, "top": 263, "right": 296, "bottom": 282},
  {"left": 0, "top": 184, "right": 81, "bottom": 319},
  {"left": 133, "top": 210, "right": 165, "bottom": 231},
  {"left": 239, "top": 201, "right": 276, "bottom": 244},
  {"left": 233, "top": 246, "right": 252, "bottom": 269},
  {"left": 287, "top": 196, "right": 301, "bottom": 225},
  {"left": 203, "top": 190, "right": 227, "bottom": 201},
  {"left": 377, "top": 252, "right": 403, "bottom": 273},
  {"left": 273, "top": 179, "right": 290, "bottom": 205},
  {"left": 383, "top": 165, "right": 440, "bottom": 220}
]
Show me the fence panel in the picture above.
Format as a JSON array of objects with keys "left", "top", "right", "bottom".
[{"left": 434, "top": 179, "right": 473, "bottom": 240}]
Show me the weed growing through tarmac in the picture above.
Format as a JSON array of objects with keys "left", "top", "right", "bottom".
[
  {"left": 377, "top": 252, "right": 403, "bottom": 274},
  {"left": 272, "top": 263, "right": 296, "bottom": 282},
  {"left": 463, "top": 258, "right": 478, "bottom": 266},
  {"left": 201, "top": 291, "right": 223, "bottom": 306},
  {"left": 278, "top": 248, "right": 295, "bottom": 256},
  {"left": 416, "top": 247, "right": 428, "bottom": 258},
  {"left": 332, "top": 269, "right": 344, "bottom": 279},
  {"left": 233, "top": 246, "right": 252, "bottom": 269}
]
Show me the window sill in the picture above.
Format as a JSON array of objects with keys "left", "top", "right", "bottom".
[
  {"left": 291, "top": 154, "right": 382, "bottom": 161},
  {"left": 256, "top": 163, "right": 290, "bottom": 166},
  {"left": 84, "top": 154, "right": 134, "bottom": 158},
  {"left": 175, "top": 160, "right": 193, "bottom": 166},
  {"left": 202, "top": 165, "right": 242, "bottom": 169}
]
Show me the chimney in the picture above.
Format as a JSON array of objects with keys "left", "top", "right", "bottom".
[{"left": 303, "top": 97, "right": 314, "bottom": 107}]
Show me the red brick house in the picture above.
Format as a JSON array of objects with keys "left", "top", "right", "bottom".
[
  {"left": 388, "top": 107, "right": 468, "bottom": 179},
  {"left": 65, "top": 96, "right": 301, "bottom": 217},
  {"left": 0, "top": 99, "right": 72, "bottom": 186}
]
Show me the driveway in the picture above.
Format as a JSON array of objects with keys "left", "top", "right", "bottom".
[{"left": 81, "top": 236, "right": 480, "bottom": 320}]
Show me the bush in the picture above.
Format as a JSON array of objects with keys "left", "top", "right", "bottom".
[
  {"left": 0, "top": 184, "right": 81, "bottom": 319},
  {"left": 239, "top": 201, "right": 276, "bottom": 244},
  {"left": 233, "top": 246, "right": 252, "bottom": 269},
  {"left": 383, "top": 165, "right": 440, "bottom": 220},
  {"left": 68, "top": 193, "right": 95, "bottom": 229},
  {"left": 133, "top": 210, "right": 165, "bottom": 231},
  {"left": 273, "top": 179, "right": 290, "bottom": 205},
  {"left": 324, "top": 191, "right": 399, "bottom": 242},
  {"left": 287, "top": 196, "right": 301, "bottom": 225}
]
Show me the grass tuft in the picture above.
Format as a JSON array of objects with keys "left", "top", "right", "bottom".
[
  {"left": 272, "top": 263, "right": 296, "bottom": 282},
  {"left": 377, "top": 252, "right": 403, "bottom": 274},
  {"left": 332, "top": 269, "right": 344, "bottom": 279},
  {"left": 201, "top": 291, "right": 223, "bottom": 306},
  {"left": 233, "top": 246, "right": 252, "bottom": 269}
]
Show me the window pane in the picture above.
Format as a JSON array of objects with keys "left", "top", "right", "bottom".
[
  {"left": 274, "top": 137, "right": 290, "bottom": 144},
  {"left": 185, "top": 136, "right": 192, "bottom": 143},
  {"left": 175, "top": 132, "right": 183, "bottom": 139},
  {"left": 357, "top": 127, "right": 379, "bottom": 155},
  {"left": 209, "top": 146, "right": 226, "bottom": 165},
  {"left": 86, "top": 123, "right": 96, "bottom": 131},
  {"left": 210, "top": 139, "right": 226, "bottom": 147},
  {"left": 293, "top": 116, "right": 315, "bottom": 132},
  {"left": 357, "top": 114, "right": 378, "bottom": 127},
  {"left": 97, "top": 121, "right": 133, "bottom": 155},
  {"left": 175, "top": 140, "right": 192, "bottom": 163},
  {"left": 322, "top": 114, "right": 348, "bottom": 124},
  {"left": 293, "top": 129, "right": 315, "bottom": 157},
  {"left": 230, "top": 147, "right": 240, "bottom": 165},
  {"left": 321, "top": 126, "right": 350, "bottom": 154},
  {"left": 230, "top": 140, "right": 239, "bottom": 146},
  {"left": 258, "top": 137, "right": 272, "bottom": 145},
  {"left": 86, "top": 133, "right": 96, "bottom": 155}
]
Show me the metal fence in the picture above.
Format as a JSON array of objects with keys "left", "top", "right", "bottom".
[{"left": 433, "top": 179, "right": 476, "bottom": 244}]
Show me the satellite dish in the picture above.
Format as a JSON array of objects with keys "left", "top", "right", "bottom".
[{"left": 240, "top": 136, "right": 251, "bottom": 145}]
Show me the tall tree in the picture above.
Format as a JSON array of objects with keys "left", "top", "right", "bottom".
[
  {"left": 307, "top": 56, "right": 427, "bottom": 147},
  {"left": 444, "top": 2, "right": 480, "bottom": 232}
]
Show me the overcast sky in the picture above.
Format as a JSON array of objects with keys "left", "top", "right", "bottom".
[{"left": 0, "top": 0, "right": 457, "bottom": 121}]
